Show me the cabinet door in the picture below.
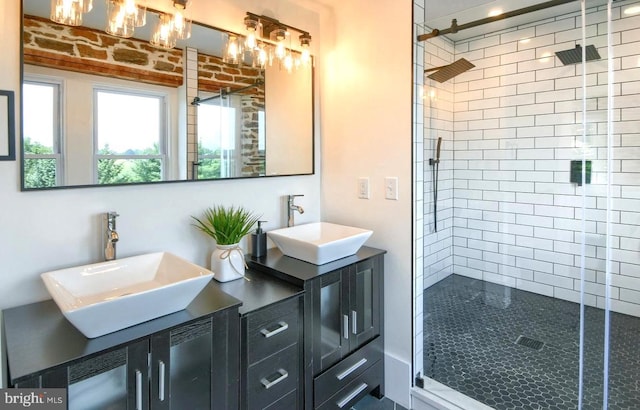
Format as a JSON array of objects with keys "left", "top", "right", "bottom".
[
  {"left": 151, "top": 317, "right": 213, "bottom": 410},
  {"left": 348, "top": 257, "right": 381, "bottom": 350},
  {"left": 67, "top": 340, "right": 149, "bottom": 410},
  {"left": 314, "top": 268, "right": 349, "bottom": 371}
]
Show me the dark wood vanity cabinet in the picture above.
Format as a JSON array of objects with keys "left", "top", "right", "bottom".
[
  {"left": 309, "top": 256, "right": 384, "bottom": 410},
  {"left": 248, "top": 247, "right": 385, "bottom": 410},
  {"left": 4, "top": 285, "right": 241, "bottom": 410}
]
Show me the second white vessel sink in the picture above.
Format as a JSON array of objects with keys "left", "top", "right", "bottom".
[
  {"left": 41, "top": 252, "right": 214, "bottom": 338},
  {"left": 267, "top": 222, "right": 373, "bottom": 265}
]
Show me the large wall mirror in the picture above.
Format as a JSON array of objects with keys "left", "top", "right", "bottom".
[{"left": 21, "top": 0, "right": 314, "bottom": 190}]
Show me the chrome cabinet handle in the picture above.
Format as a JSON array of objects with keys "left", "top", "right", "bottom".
[
  {"left": 352, "top": 310, "right": 358, "bottom": 334},
  {"left": 337, "top": 382, "right": 368, "bottom": 408},
  {"left": 135, "top": 370, "right": 142, "bottom": 410},
  {"left": 260, "top": 369, "right": 288, "bottom": 389},
  {"left": 158, "top": 360, "right": 165, "bottom": 401},
  {"left": 260, "top": 321, "right": 289, "bottom": 338},
  {"left": 343, "top": 314, "right": 349, "bottom": 340},
  {"left": 336, "top": 358, "right": 368, "bottom": 381}
]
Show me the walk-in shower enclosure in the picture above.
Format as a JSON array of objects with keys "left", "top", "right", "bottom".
[{"left": 413, "top": 0, "right": 640, "bottom": 408}]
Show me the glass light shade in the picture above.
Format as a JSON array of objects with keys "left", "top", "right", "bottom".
[
  {"left": 50, "top": 0, "right": 83, "bottom": 26},
  {"left": 80, "top": 0, "right": 93, "bottom": 13},
  {"left": 299, "top": 33, "right": 311, "bottom": 67},
  {"left": 255, "top": 43, "right": 268, "bottom": 68},
  {"left": 244, "top": 16, "right": 260, "bottom": 50},
  {"left": 300, "top": 47, "right": 311, "bottom": 66},
  {"left": 150, "top": 14, "right": 177, "bottom": 49},
  {"left": 106, "top": 0, "right": 135, "bottom": 38},
  {"left": 283, "top": 53, "right": 294, "bottom": 73},
  {"left": 223, "top": 34, "right": 242, "bottom": 65},
  {"left": 132, "top": 4, "right": 146, "bottom": 27},
  {"left": 173, "top": 11, "right": 192, "bottom": 40}
]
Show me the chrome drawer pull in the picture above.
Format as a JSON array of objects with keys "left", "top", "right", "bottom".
[
  {"left": 135, "top": 370, "right": 143, "bottom": 410},
  {"left": 260, "top": 321, "right": 289, "bottom": 338},
  {"left": 343, "top": 314, "right": 349, "bottom": 340},
  {"left": 337, "top": 382, "right": 368, "bottom": 408},
  {"left": 158, "top": 360, "right": 165, "bottom": 401},
  {"left": 336, "top": 358, "right": 368, "bottom": 381},
  {"left": 261, "top": 369, "right": 289, "bottom": 389}
]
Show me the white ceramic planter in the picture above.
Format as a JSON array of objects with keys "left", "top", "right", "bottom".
[{"left": 210, "top": 244, "right": 245, "bottom": 282}]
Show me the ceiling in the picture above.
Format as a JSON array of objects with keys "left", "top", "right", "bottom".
[{"left": 423, "top": 0, "right": 610, "bottom": 42}]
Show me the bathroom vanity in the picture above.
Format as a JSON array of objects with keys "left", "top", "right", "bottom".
[
  {"left": 2, "top": 284, "right": 242, "bottom": 409},
  {"left": 3, "top": 246, "right": 385, "bottom": 409},
  {"left": 247, "top": 246, "right": 386, "bottom": 410}
]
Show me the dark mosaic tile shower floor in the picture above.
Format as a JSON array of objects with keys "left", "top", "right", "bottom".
[{"left": 424, "top": 275, "right": 640, "bottom": 410}]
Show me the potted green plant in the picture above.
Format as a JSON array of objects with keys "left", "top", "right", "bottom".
[{"left": 192, "top": 205, "right": 260, "bottom": 282}]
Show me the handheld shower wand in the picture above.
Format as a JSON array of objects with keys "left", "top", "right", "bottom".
[{"left": 429, "top": 137, "right": 442, "bottom": 232}]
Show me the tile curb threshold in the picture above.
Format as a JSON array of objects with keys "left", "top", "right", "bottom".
[{"left": 411, "top": 378, "right": 494, "bottom": 410}]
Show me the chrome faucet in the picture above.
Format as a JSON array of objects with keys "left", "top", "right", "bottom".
[
  {"left": 104, "top": 212, "right": 119, "bottom": 261},
  {"left": 287, "top": 195, "right": 304, "bottom": 227}
]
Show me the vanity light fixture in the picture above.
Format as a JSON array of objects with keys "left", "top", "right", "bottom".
[
  {"left": 244, "top": 12, "right": 313, "bottom": 71},
  {"left": 50, "top": 0, "right": 93, "bottom": 26}
]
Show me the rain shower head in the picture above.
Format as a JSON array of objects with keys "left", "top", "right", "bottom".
[
  {"left": 424, "top": 58, "right": 475, "bottom": 83},
  {"left": 555, "top": 44, "right": 601, "bottom": 65}
]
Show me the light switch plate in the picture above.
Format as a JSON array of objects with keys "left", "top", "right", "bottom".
[
  {"left": 358, "top": 177, "right": 370, "bottom": 199},
  {"left": 385, "top": 177, "right": 398, "bottom": 200}
]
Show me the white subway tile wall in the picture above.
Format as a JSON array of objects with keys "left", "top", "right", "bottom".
[{"left": 422, "top": 2, "right": 640, "bottom": 318}]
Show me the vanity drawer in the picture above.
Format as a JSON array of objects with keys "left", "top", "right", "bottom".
[
  {"left": 316, "top": 360, "right": 383, "bottom": 410},
  {"left": 314, "top": 336, "right": 382, "bottom": 406},
  {"left": 247, "top": 300, "right": 300, "bottom": 365},
  {"left": 247, "top": 343, "right": 299, "bottom": 410}
]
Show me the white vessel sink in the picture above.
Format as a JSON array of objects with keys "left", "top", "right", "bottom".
[
  {"left": 267, "top": 222, "right": 373, "bottom": 265},
  {"left": 41, "top": 252, "right": 214, "bottom": 338}
]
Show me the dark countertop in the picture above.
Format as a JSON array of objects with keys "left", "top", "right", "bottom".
[
  {"left": 216, "top": 269, "right": 303, "bottom": 316},
  {"left": 3, "top": 282, "right": 242, "bottom": 384},
  {"left": 246, "top": 246, "right": 387, "bottom": 285}
]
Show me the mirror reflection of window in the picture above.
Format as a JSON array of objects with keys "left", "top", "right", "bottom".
[
  {"left": 196, "top": 95, "right": 242, "bottom": 179},
  {"left": 23, "top": 80, "right": 62, "bottom": 189},
  {"left": 94, "top": 89, "right": 167, "bottom": 185}
]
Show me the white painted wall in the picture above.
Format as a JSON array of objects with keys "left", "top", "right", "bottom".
[
  {"left": 2, "top": 1, "right": 418, "bottom": 404},
  {"left": 320, "top": 0, "right": 413, "bottom": 407}
]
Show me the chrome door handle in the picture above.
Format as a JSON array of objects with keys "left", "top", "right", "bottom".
[
  {"left": 158, "top": 360, "right": 165, "bottom": 401},
  {"left": 352, "top": 310, "right": 358, "bottom": 334},
  {"left": 135, "top": 369, "right": 142, "bottom": 410},
  {"left": 343, "top": 314, "right": 349, "bottom": 340}
]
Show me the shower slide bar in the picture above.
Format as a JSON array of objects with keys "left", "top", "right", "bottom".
[
  {"left": 417, "top": 0, "right": 577, "bottom": 42},
  {"left": 429, "top": 137, "right": 442, "bottom": 232}
]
